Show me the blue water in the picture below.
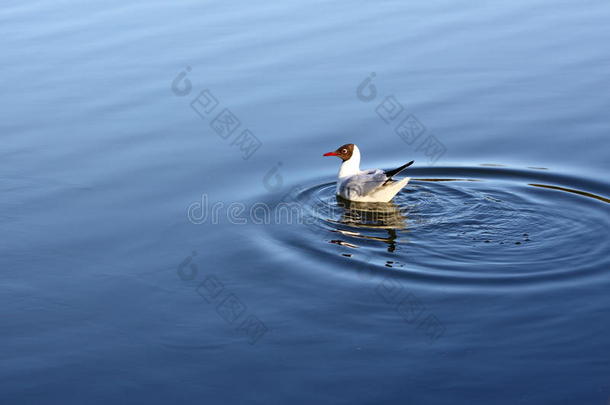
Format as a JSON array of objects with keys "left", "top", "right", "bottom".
[{"left": 2, "top": 0, "right": 610, "bottom": 403}]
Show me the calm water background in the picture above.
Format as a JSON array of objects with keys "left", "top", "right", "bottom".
[{"left": 2, "top": 0, "right": 610, "bottom": 403}]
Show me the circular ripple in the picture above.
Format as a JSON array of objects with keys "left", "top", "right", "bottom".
[{"left": 258, "top": 167, "right": 610, "bottom": 285}]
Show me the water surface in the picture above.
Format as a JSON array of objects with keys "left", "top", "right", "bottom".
[{"left": 2, "top": 0, "right": 610, "bottom": 403}]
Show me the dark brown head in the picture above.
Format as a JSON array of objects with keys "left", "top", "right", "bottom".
[{"left": 323, "top": 143, "right": 355, "bottom": 161}]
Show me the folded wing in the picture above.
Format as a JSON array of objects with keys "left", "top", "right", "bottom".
[{"left": 338, "top": 169, "right": 388, "bottom": 200}]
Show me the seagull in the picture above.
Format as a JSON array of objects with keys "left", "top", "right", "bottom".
[{"left": 323, "top": 143, "right": 414, "bottom": 202}]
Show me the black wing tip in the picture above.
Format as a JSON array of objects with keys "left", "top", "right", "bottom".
[{"left": 384, "top": 160, "right": 415, "bottom": 178}]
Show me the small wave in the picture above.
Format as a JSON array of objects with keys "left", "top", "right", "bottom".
[{"left": 253, "top": 166, "right": 610, "bottom": 287}]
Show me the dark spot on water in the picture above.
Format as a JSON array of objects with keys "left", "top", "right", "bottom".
[
  {"left": 342, "top": 253, "right": 352, "bottom": 257},
  {"left": 525, "top": 238, "right": 531, "bottom": 242},
  {"left": 485, "top": 240, "right": 490, "bottom": 243},
  {"left": 385, "top": 264, "right": 393, "bottom": 267},
  {"left": 329, "top": 240, "right": 358, "bottom": 248},
  {"left": 515, "top": 241, "right": 521, "bottom": 245}
]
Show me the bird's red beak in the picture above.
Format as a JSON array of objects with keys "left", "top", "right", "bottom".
[{"left": 323, "top": 152, "right": 338, "bottom": 156}]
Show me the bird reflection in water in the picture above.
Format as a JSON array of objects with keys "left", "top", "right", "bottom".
[{"left": 327, "top": 196, "right": 409, "bottom": 252}]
